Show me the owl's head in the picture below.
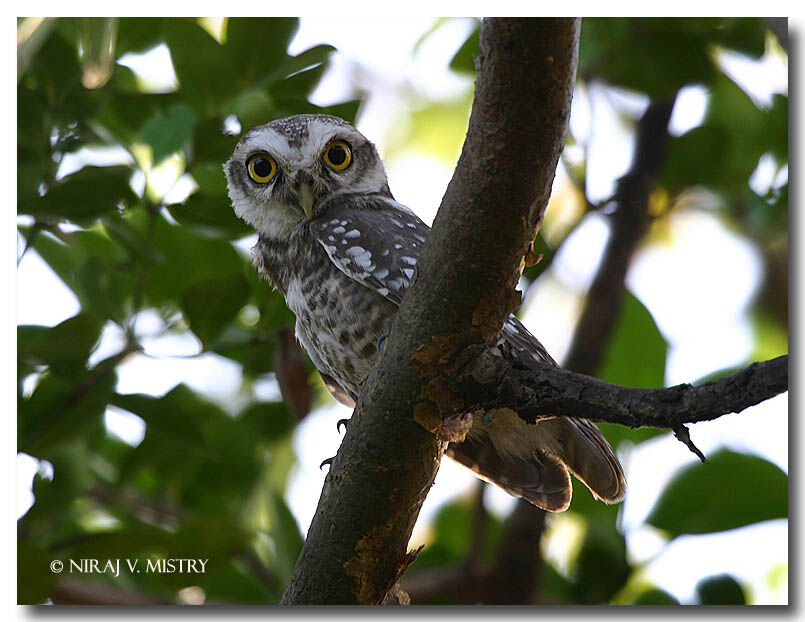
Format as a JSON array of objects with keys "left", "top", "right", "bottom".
[{"left": 225, "top": 114, "right": 390, "bottom": 240}]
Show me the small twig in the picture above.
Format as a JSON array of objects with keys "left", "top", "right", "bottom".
[{"left": 673, "top": 424, "right": 706, "bottom": 462}]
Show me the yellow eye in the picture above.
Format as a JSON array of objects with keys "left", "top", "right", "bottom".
[
  {"left": 323, "top": 140, "right": 352, "bottom": 171},
  {"left": 247, "top": 153, "right": 278, "bottom": 183}
]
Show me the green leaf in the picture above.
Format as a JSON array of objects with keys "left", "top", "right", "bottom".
[
  {"left": 181, "top": 272, "right": 251, "bottom": 346},
  {"left": 238, "top": 401, "right": 295, "bottom": 442},
  {"left": 190, "top": 117, "right": 240, "bottom": 164},
  {"left": 208, "top": 326, "right": 279, "bottom": 376},
  {"left": 598, "top": 291, "right": 667, "bottom": 389},
  {"left": 162, "top": 19, "right": 235, "bottom": 115},
  {"left": 596, "top": 421, "right": 665, "bottom": 450},
  {"left": 201, "top": 561, "right": 276, "bottom": 603},
  {"left": 19, "top": 313, "right": 104, "bottom": 378},
  {"left": 116, "top": 17, "right": 165, "bottom": 56},
  {"left": 662, "top": 125, "right": 729, "bottom": 193},
  {"left": 571, "top": 517, "right": 630, "bottom": 604},
  {"left": 19, "top": 366, "right": 116, "bottom": 457},
  {"left": 631, "top": 587, "right": 681, "bottom": 605},
  {"left": 766, "top": 94, "right": 788, "bottom": 162},
  {"left": 264, "top": 492, "right": 303, "bottom": 583},
  {"left": 695, "top": 574, "right": 746, "bottom": 605},
  {"left": 267, "top": 44, "right": 335, "bottom": 84},
  {"left": 646, "top": 450, "right": 788, "bottom": 536},
  {"left": 17, "top": 542, "right": 58, "bottom": 604},
  {"left": 140, "top": 103, "right": 196, "bottom": 164},
  {"left": 111, "top": 387, "right": 209, "bottom": 450},
  {"left": 144, "top": 214, "right": 245, "bottom": 304},
  {"left": 225, "top": 18, "right": 299, "bottom": 87},
  {"left": 580, "top": 18, "right": 714, "bottom": 97},
  {"left": 167, "top": 192, "right": 253, "bottom": 239},
  {"left": 449, "top": 23, "right": 479, "bottom": 74},
  {"left": 21, "top": 165, "right": 135, "bottom": 221}
]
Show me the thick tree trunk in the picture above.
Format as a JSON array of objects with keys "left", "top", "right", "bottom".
[{"left": 280, "top": 17, "right": 581, "bottom": 605}]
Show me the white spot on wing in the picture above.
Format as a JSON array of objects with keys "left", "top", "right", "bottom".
[
  {"left": 347, "top": 246, "right": 374, "bottom": 270},
  {"left": 401, "top": 256, "right": 417, "bottom": 265},
  {"left": 345, "top": 229, "right": 361, "bottom": 238},
  {"left": 374, "top": 267, "right": 389, "bottom": 278},
  {"left": 333, "top": 226, "right": 346, "bottom": 234},
  {"left": 402, "top": 268, "right": 415, "bottom": 279},
  {"left": 346, "top": 246, "right": 366, "bottom": 257}
]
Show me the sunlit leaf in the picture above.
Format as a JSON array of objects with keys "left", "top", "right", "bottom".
[
  {"left": 21, "top": 165, "right": 136, "bottom": 221},
  {"left": 646, "top": 450, "right": 788, "bottom": 536},
  {"left": 140, "top": 103, "right": 196, "bottom": 164},
  {"left": 598, "top": 291, "right": 667, "bottom": 389},
  {"left": 19, "top": 312, "right": 104, "bottom": 378},
  {"left": 181, "top": 272, "right": 251, "bottom": 346},
  {"left": 163, "top": 19, "right": 235, "bottom": 115}
]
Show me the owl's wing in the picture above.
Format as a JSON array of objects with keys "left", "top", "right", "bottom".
[
  {"left": 309, "top": 196, "right": 429, "bottom": 306},
  {"left": 311, "top": 195, "right": 625, "bottom": 509}
]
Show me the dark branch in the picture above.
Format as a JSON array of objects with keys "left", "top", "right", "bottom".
[
  {"left": 459, "top": 352, "right": 788, "bottom": 430},
  {"left": 563, "top": 95, "right": 677, "bottom": 375},
  {"left": 496, "top": 93, "right": 679, "bottom": 608},
  {"left": 281, "top": 18, "right": 581, "bottom": 605}
]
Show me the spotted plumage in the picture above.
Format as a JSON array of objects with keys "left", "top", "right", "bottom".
[{"left": 225, "top": 114, "right": 626, "bottom": 511}]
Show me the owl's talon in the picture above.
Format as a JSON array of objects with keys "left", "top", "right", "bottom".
[
  {"left": 319, "top": 456, "right": 335, "bottom": 470},
  {"left": 377, "top": 332, "right": 389, "bottom": 354},
  {"left": 337, "top": 418, "right": 349, "bottom": 433}
]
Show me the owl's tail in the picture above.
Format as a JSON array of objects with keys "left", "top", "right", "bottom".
[
  {"left": 549, "top": 417, "right": 627, "bottom": 505},
  {"left": 447, "top": 415, "right": 626, "bottom": 512}
]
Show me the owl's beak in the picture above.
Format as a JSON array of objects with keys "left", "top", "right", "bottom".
[{"left": 299, "top": 182, "right": 314, "bottom": 219}]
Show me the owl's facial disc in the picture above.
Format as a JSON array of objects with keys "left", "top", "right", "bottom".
[{"left": 226, "top": 115, "right": 391, "bottom": 241}]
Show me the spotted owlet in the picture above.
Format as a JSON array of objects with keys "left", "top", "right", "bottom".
[{"left": 225, "top": 114, "right": 626, "bottom": 511}]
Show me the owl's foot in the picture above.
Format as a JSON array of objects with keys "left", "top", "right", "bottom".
[
  {"left": 337, "top": 418, "right": 349, "bottom": 433},
  {"left": 319, "top": 456, "right": 335, "bottom": 470},
  {"left": 377, "top": 332, "right": 389, "bottom": 354}
]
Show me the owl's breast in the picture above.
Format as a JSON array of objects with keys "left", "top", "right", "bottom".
[{"left": 255, "top": 234, "right": 396, "bottom": 398}]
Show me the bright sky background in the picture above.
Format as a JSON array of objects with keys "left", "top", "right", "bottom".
[{"left": 13, "top": 15, "right": 792, "bottom": 607}]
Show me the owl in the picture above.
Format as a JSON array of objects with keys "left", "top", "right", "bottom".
[{"left": 225, "top": 114, "right": 626, "bottom": 511}]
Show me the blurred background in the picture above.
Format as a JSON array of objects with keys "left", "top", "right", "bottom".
[{"left": 17, "top": 17, "right": 788, "bottom": 604}]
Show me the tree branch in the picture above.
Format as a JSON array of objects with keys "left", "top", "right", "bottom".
[
  {"left": 563, "top": 95, "right": 677, "bottom": 374},
  {"left": 280, "top": 18, "right": 581, "bottom": 605},
  {"left": 458, "top": 352, "right": 788, "bottom": 430}
]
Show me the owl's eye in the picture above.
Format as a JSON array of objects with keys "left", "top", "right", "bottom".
[
  {"left": 247, "top": 153, "right": 278, "bottom": 183},
  {"left": 323, "top": 140, "right": 352, "bottom": 171}
]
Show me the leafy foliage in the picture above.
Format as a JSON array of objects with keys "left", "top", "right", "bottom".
[
  {"left": 17, "top": 16, "right": 356, "bottom": 604},
  {"left": 17, "top": 17, "right": 787, "bottom": 605}
]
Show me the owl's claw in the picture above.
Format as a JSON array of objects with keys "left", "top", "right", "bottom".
[
  {"left": 377, "top": 332, "right": 389, "bottom": 354},
  {"left": 337, "top": 418, "right": 349, "bottom": 433},
  {"left": 319, "top": 456, "right": 335, "bottom": 470}
]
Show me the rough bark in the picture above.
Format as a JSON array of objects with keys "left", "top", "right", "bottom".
[
  {"left": 280, "top": 18, "right": 581, "bottom": 605},
  {"left": 458, "top": 352, "right": 787, "bottom": 430}
]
